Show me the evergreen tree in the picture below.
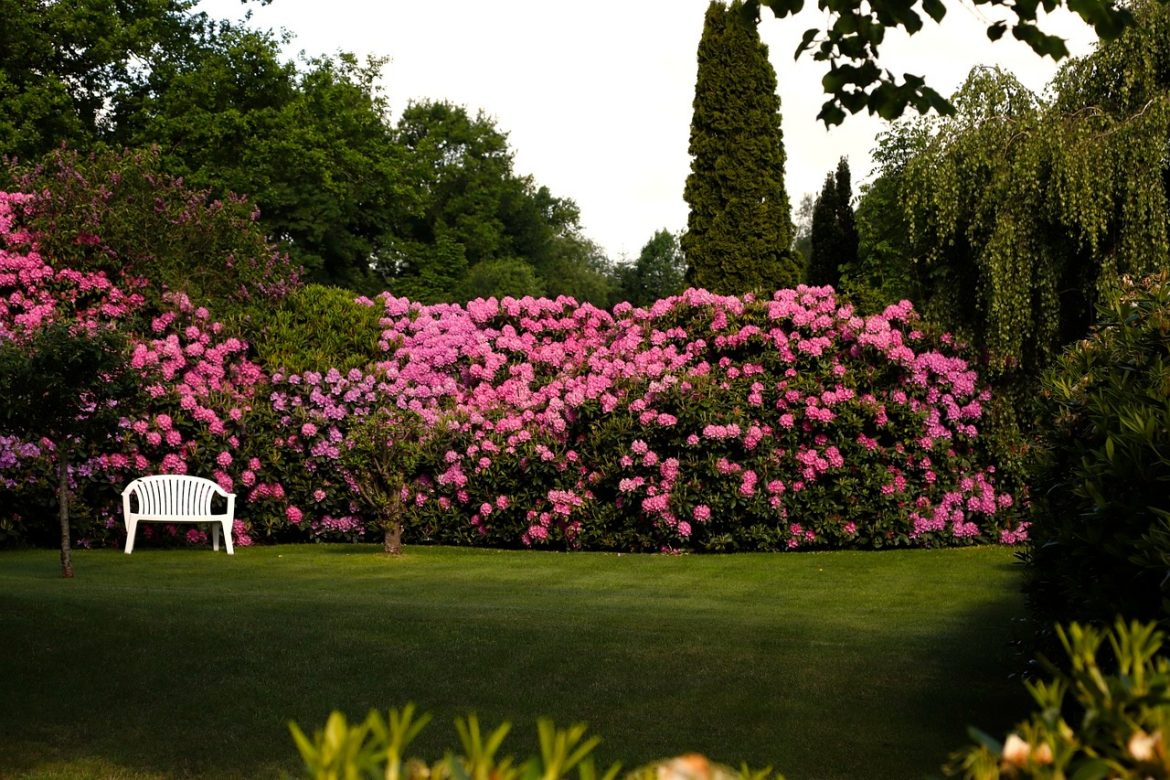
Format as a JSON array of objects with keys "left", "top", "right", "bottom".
[
  {"left": 806, "top": 157, "right": 859, "bottom": 288},
  {"left": 682, "top": 0, "right": 796, "bottom": 295}
]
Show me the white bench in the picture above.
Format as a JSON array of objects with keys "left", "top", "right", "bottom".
[{"left": 122, "top": 475, "right": 236, "bottom": 554}]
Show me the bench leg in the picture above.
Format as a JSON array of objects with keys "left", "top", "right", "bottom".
[
  {"left": 124, "top": 520, "right": 138, "bottom": 554},
  {"left": 222, "top": 518, "right": 234, "bottom": 555},
  {"left": 211, "top": 522, "right": 220, "bottom": 552}
]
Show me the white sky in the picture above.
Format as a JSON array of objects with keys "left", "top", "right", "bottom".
[{"left": 195, "top": 0, "right": 1098, "bottom": 262}]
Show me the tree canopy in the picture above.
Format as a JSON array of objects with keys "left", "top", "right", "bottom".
[
  {"left": 683, "top": 0, "right": 797, "bottom": 295},
  {"left": 861, "top": 0, "right": 1169, "bottom": 391},
  {"left": 0, "top": 1, "right": 613, "bottom": 303},
  {"left": 743, "top": 0, "right": 1142, "bottom": 125},
  {"left": 618, "top": 229, "right": 688, "bottom": 308}
]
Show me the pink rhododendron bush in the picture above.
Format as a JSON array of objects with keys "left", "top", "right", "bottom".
[
  {"left": 0, "top": 184, "right": 1027, "bottom": 552},
  {"left": 263, "top": 287, "right": 1025, "bottom": 551},
  {"left": 0, "top": 188, "right": 278, "bottom": 547}
]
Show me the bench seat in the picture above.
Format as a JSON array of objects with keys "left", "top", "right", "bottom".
[{"left": 122, "top": 475, "right": 236, "bottom": 554}]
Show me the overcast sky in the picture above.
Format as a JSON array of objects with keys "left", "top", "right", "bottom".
[{"left": 195, "top": 0, "right": 1098, "bottom": 262}]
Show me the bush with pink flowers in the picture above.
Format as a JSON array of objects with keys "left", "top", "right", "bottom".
[
  {"left": 248, "top": 287, "right": 1023, "bottom": 552},
  {"left": 0, "top": 176, "right": 1025, "bottom": 553},
  {"left": 0, "top": 183, "right": 275, "bottom": 548}
]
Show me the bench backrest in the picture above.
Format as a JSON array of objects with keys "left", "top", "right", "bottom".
[{"left": 124, "top": 475, "right": 229, "bottom": 516}]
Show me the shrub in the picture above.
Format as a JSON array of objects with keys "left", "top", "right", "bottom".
[
  {"left": 1, "top": 177, "right": 1025, "bottom": 553},
  {"left": 948, "top": 620, "right": 1170, "bottom": 779},
  {"left": 290, "top": 704, "right": 783, "bottom": 780},
  {"left": 1, "top": 146, "right": 300, "bottom": 318},
  {"left": 1023, "top": 271, "right": 1170, "bottom": 636},
  {"left": 240, "top": 283, "right": 384, "bottom": 374},
  {"left": 259, "top": 287, "right": 1022, "bottom": 551}
]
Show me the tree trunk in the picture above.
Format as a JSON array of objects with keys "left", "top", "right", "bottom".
[
  {"left": 383, "top": 519, "right": 403, "bottom": 556},
  {"left": 57, "top": 454, "right": 73, "bottom": 578},
  {"left": 381, "top": 491, "right": 406, "bottom": 556}
]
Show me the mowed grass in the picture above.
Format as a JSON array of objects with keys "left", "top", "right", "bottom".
[{"left": 0, "top": 544, "right": 1027, "bottom": 779}]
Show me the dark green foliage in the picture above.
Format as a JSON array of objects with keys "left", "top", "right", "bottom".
[
  {"left": 241, "top": 284, "right": 385, "bottom": 374},
  {"left": 0, "top": 324, "right": 142, "bottom": 576},
  {"left": 840, "top": 173, "right": 918, "bottom": 312},
  {"left": 682, "top": 0, "right": 797, "bottom": 295},
  {"left": 806, "top": 157, "right": 859, "bottom": 288},
  {"left": 2, "top": 146, "right": 299, "bottom": 317},
  {"left": 386, "top": 236, "right": 471, "bottom": 305},
  {"left": 456, "top": 258, "right": 545, "bottom": 302},
  {"left": 1024, "top": 272, "right": 1170, "bottom": 640},
  {"left": 111, "top": 26, "right": 414, "bottom": 293},
  {"left": 618, "top": 229, "right": 687, "bottom": 307},
  {"left": 389, "top": 101, "right": 596, "bottom": 303},
  {"left": 841, "top": 120, "right": 923, "bottom": 311},
  {"left": 536, "top": 235, "right": 620, "bottom": 307},
  {"left": 0, "top": 0, "right": 202, "bottom": 159},
  {"left": 745, "top": 0, "right": 1136, "bottom": 126}
]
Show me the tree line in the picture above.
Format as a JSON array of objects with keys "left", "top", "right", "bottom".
[
  {"left": 4, "top": 0, "right": 1167, "bottom": 357},
  {"left": 0, "top": 0, "right": 689, "bottom": 305}
]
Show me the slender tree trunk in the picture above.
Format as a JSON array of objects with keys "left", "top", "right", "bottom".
[
  {"left": 57, "top": 454, "right": 73, "bottom": 578},
  {"left": 382, "top": 493, "right": 404, "bottom": 556}
]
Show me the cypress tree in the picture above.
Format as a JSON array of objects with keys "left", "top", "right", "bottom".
[
  {"left": 682, "top": 0, "right": 797, "bottom": 295},
  {"left": 807, "top": 157, "right": 859, "bottom": 288}
]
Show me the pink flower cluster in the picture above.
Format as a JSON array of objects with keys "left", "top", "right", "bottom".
[{"left": 0, "top": 192, "right": 145, "bottom": 339}]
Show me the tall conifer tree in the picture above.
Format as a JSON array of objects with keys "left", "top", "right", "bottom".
[
  {"left": 683, "top": 0, "right": 796, "bottom": 295},
  {"left": 807, "top": 157, "right": 859, "bottom": 288}
]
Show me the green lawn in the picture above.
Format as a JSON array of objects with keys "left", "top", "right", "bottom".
[{"left": 0, "top": 544, "right": 1027, "bottom": 779}]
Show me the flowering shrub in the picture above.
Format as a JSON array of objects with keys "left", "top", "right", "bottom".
[
  {"left": 0, "top": 191, "right": 146, "bottom": 338},
  {"left": 0, "top": 173, "right": 1024, "bottom": 553},
  {"left": 2, "top": 146, "right": 300, "bottom": 315},
  {"left": 380, "top": 288, "right": 1019, "bottom": 550},
  {"left": 248, "top": 287, "right": 1022, "bottom": 551},
  {"left": 0, "top": 186, "right": 271, "bottom": 548},
  {"left": 948, "top": 620, "right": 1170, "bottom": 779}
]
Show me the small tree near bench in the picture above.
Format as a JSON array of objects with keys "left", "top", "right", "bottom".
[{"left": 0, "top": 324, "right": 142, "bottom": 576}]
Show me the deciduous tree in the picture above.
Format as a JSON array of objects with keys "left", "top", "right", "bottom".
[
  {"left": 744, "top": 0, "right": 1137, "bottom": 125},
  {"left": 619, "top": 229, "right": 687, "bottom": 307},
  {"left": 0, "top": 325, "right": 142, "bottom": 577}
]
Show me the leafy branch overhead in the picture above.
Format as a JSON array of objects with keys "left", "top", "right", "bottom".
[{"left": 742, "top": 0, "right": 1139, "bottom": 124}]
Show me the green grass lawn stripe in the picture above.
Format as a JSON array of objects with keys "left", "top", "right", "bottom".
[{"left": 0, "top": 545, "right": 1025, "bottom": 779}]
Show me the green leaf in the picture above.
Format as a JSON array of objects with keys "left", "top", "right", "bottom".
[
  {"left": 760, "top": 0, "right": 805, "bottom": 17},
  {"left": 795, "top": 27, "right": 820, "bottom": 58},
  {"left": 964, "top": 726, "right": 1003, "bottom": 753},
  {"left": 921, "top": 0, "right": 946, "bottom": 22},
  {"left": 1070, "top": 758, "right": 1115, "bottom": 780}
]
